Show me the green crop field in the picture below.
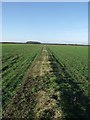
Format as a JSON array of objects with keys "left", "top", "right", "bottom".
[
  {"left": 48, "top": 45, "right": 88, "bottom": 95},
  {"left": 47, "top": 45, "right": 89, "bottom": 119},
  {"left": 2, "top": 44, "right": 42, "bottom": 111},
  {"left": 1, "top": 44, "right": 89, "bottom": 119}
]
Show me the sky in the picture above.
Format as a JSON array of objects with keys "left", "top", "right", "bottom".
[
  {"left": 2, "top": 0, "right": 89, "bottom": 2},
  {"left": 2, "top": 2, "right": 88, "bottom": 44}
]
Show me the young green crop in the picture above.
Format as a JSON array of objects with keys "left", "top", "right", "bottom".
[
  {"left": 2, "top": 44, "right": 42, "bottom": 110},
  {"left": 47, "top": 45, "right": 88, "bottom": 96}
]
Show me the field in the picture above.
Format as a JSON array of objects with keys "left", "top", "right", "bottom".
[
  {"left": 2, "top": 44, "right": 42, "bottom": 112},
  {"left": 1, "top": 44, "right": 89, "bottom": 119}
]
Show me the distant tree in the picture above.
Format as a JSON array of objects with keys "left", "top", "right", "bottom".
[{"left": 26, "top": 41, "right": 41, "bottom": 44}]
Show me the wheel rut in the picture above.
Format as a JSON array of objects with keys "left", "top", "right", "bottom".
[
  {"left": 3, "top": 46, "right": 89, "bottom": 119},
  {"left": 3, "top": 46, "right": 62, "bottom": 119}
]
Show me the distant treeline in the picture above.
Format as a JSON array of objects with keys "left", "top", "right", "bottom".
[
  {"left": 1, "top": 42, "right": 25, "bottom": 44},
  {"left": 0, "top": 42, "right": 89, "bottom": 46},
  {"left": 42, "top": 43, "right": 89, "bottom": 46},
  {"left": 26, "top": 41, "right": 41, "bottom": 44},
  {"left": 1, "top": 41, "right": 41, "bottom": 44}
]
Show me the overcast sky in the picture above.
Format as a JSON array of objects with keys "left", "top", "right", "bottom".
[{"left": 2, "top": 2, "right": 88, "bottom": 44}]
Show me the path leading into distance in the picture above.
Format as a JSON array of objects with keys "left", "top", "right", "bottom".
[
  {"left": 3, "top": 46, "right": 62, "bottom": 119},
  {"left": 3, "top": 46, "right": 88, "bottom": 119}
]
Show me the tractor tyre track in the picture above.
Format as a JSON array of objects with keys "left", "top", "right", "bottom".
[{"left": 3, "top": 46, "right": 62, "bottom": 119}]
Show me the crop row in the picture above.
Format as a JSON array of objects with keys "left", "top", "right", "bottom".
[
  {"left": 47, "top": 45, "right": 88, "bottom": 97},
  {"left": 2, "top": 44, "right": 42, "bottom": 110},
  {"left": 47, "top": 45, "right": 89, "bottom": 119}
]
